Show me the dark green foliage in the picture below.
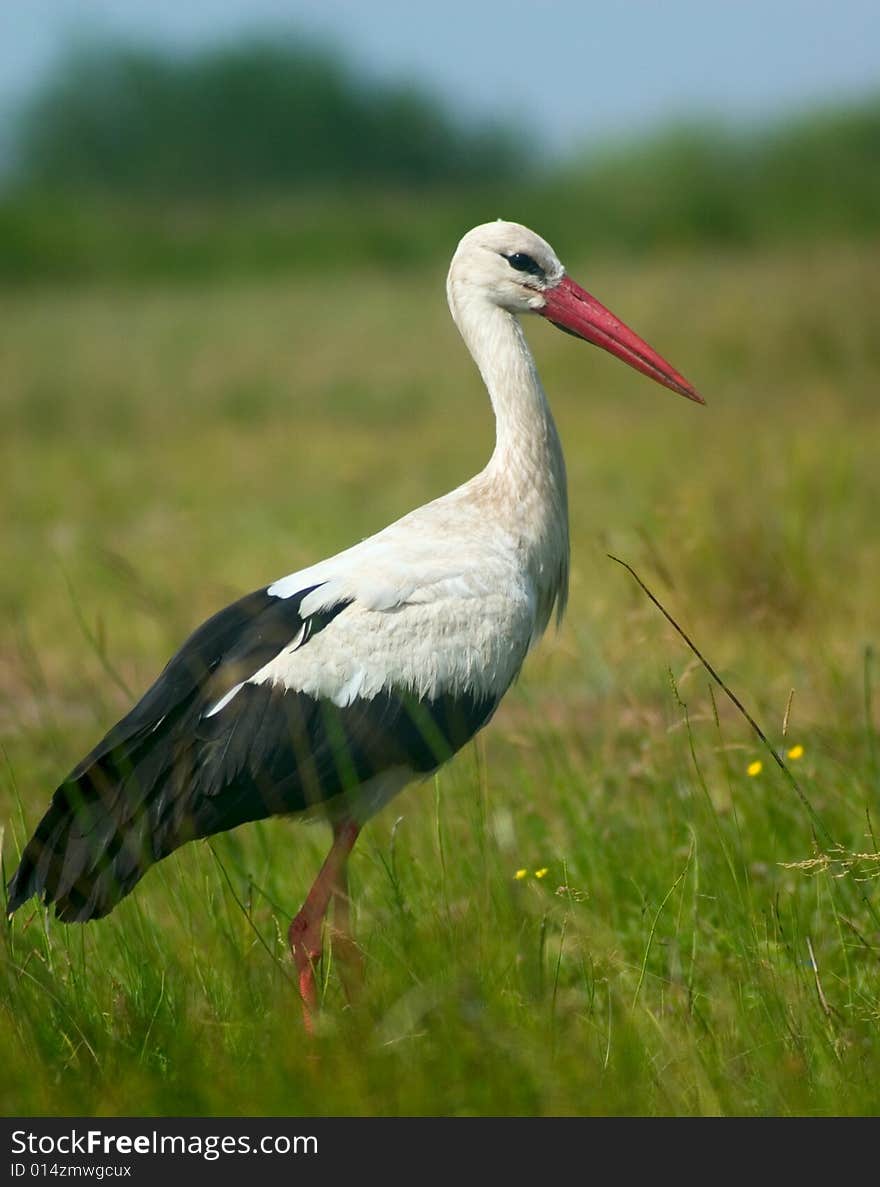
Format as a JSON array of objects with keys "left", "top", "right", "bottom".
[
  {"left": 3, "top": 36, "right": 879, "bottom": 283},
  {"left": 3, "top": 96, "right": 880, "bottom": 282},
  {"left": 542, "top": 103, "right": 880, "bottom": 250},
  {"left": 15, "top": 38, "right": 521, "bottom": 195}
]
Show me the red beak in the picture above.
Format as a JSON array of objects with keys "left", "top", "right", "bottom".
[{"left": 540, "top": 275, "right": 704, "bottom": 404}]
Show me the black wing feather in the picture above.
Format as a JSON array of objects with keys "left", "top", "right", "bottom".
[
  {"left": 6, "top": 583, "right": 498, "bottom": 922},
  {"left": 66, "top": 585, "right": 327, "bottom": 780},
  {"left": 6, "top": 583, "right": 343, "bottom": 920},
  {"left": 183, "top": 682, "right": 497, "bottom": 834}
]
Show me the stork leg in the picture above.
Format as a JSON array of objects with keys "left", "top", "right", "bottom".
[{"left": 288, "top": 818, "right": 360, "bottom": 1029}]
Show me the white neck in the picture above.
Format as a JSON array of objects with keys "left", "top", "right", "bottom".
[{"left": 449, "top": 288, "right": 570, "bottom": 633}]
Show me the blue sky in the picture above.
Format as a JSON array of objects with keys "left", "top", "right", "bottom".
[{"left": 1, "top": 1, "right": 878, "bottom": 153}]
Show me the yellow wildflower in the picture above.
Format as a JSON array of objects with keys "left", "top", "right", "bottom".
[
  {"left": 787, "top": 744, "right": 804, "bottom": 760},
  {"left": 747, "top": 760, "right": 763, "bottom": 777},
  {"left": 534, "top": 868, "right": 549, "bottom": 879},
  {"left": 514, "top": 868, "right": 528, "bottom": 881}
]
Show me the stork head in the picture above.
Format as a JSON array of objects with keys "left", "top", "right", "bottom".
[{"left": 448, "top": 220, "right": 703, "bottom": 404}]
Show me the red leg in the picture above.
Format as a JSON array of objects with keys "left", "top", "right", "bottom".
[{"left": 288, "top": 819, "right": 360, "bottom": 1031}]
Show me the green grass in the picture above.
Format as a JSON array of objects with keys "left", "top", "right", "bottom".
[{"left": 2, "top": 239, "right": 880, "bottom": 1115}]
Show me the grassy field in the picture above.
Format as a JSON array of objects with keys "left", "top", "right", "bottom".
[{"left": 1, "top": 237, "right": 879, "bottom": 1115}]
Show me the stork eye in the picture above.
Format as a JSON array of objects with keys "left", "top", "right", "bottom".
[{"left": 506, "top": 252, "right": 544, "bottom": 277}]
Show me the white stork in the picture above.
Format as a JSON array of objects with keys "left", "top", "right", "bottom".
[{"left": 7, "top": 221, "right": 702, "bottom": 1022}]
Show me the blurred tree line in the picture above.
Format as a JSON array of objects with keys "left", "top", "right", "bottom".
[
  {"left": 15, "top": 38, "right": 519, "bottom": 193},
  {"left": 1, "top": 35, "right": 879, "bottom": 280}
]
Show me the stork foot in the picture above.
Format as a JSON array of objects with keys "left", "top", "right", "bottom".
[
  {"left": 287, "top": 819, "right": 361, "bottom": 1032},
  {"left": 288, "top": 908, "right": 323, "bottom": 1033}
]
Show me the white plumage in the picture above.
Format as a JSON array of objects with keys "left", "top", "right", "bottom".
[{"left": 260, "top": 222, "right": 572, "bottom": 714}]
